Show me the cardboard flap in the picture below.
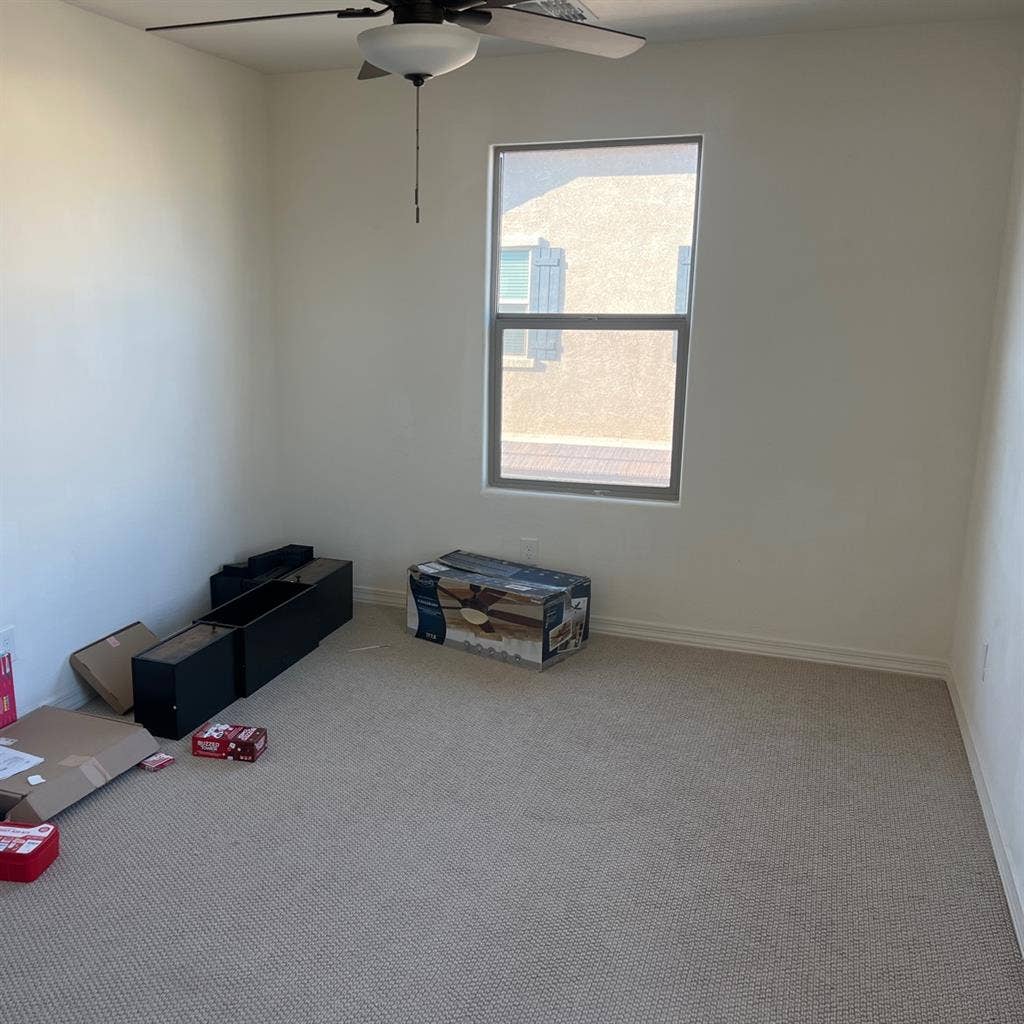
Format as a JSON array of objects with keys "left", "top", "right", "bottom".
[
  {"left": 0, "top": 706, "right": 158, "bottom": 824},
  {"left": 70, "top": 622, "right": 159, "bottom": 714}
]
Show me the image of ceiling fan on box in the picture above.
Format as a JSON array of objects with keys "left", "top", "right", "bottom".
[{"left": 436, "top": 583, "right": 538, "bottom": 634}]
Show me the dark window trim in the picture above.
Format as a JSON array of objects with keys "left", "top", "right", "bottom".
[{"left": 486, "top": 136, "right": 702, "bottom": 503}]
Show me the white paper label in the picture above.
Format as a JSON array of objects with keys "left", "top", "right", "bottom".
[{"left": 0, "top": 748, "right": 44, "bottom": 781}]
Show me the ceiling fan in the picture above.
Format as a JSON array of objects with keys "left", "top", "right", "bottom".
[
  {"left": 147, "top": 1, "right": 646, "bottom": 222},
  {"left": 146, "top": 1, "right": 646, "bottom": 83}
]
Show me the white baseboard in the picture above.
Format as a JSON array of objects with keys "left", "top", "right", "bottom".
[
  {"left": 947, "top": 673, "right": 1024, "bottom": 953},
  {"left": 51, "top": 688, "right": 90, "bottom": 711},
  {"left": 587, "top": 615, "right": 948, "bottom": 678},
  {"left": 355, "top": 585, "right": 406, "bottom": 610},
  {"left": 22, "top": 684, "right": 91, "bottom": 715},
  {"left": 354, "top": 585, "right": 948, "bottom": 678}
]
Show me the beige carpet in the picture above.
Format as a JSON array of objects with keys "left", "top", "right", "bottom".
[{"left": 6, "top": 604, "right": 1023, "bottom": 1023}]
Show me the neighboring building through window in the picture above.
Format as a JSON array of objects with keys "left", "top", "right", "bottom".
[{"left": 488, "top": 137, "right": 701, "bottom": 500}]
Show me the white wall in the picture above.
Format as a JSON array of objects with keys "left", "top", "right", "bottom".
[
  {"left": 951, "top": 71, "right": 1024, "bottom": 942},
  {"left": 0, "top": 0, "right": 282, "bottom": 710},
  {"left": 270, "top": 20, "right": 1023, "bottom": 666}
]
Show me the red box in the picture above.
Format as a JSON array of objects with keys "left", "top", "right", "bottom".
[
  {"left": 191, "top": 722, "right": 267, "bottom": 763},
  {"left": 0, "top": 821, "right": 59, "bottom": 883},
  {"left": 0, "top": 653, "right": 17, "bottom": 728},
  {"left": 138, "top": 752, "right": 175, "bottom": 772}
]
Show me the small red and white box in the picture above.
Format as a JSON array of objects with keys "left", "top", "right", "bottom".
[
  {"left": 0, "top": 652, "right": 17, "bottom": 729},
  {"left": 191, "top": 723, "right": 267, "bottom": 763},
  {"left": 139, "top": 752, "right": 175, "bottom": 772},
  {"left": 0, "top": 821, "right": 60, "bottom": 883}
]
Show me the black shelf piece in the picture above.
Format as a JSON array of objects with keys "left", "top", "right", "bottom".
[
  {"left": 132, "top": 623, "right": 238, "bottom": 740},
  {"left": 280, "top": 558, "right": 353, "bottom": 641},
  {"left": 198, "top": 580, "right": 319, "bottom": 697}
]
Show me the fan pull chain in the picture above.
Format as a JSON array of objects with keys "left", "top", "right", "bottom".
[{"left": 414, "top": 80, "right": 421, "bottom": 225}]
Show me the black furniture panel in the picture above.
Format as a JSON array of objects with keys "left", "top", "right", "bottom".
[
  {"left": 280, "top": 558, "right": 353, "bottom": 641},
  {"left": 209, "top": 545, "right": 315, "bottom": 607},
  {"left": 198, "top": 580, "right": 319, "bottom": 697},
  {"left": 210, "top": 563, "right": 248, "bottom": 607},
  {"left": 247, "top": 545, "right": 314, "bottom": 577},
  {"left": 132, "top": 624, "right": 237, "bottom": 740}
]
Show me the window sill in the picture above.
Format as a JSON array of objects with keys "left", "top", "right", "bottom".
[{"left": 481, "top": 483, "right": 682, "bottom": 508}]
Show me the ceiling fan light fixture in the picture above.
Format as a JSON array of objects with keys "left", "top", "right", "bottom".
[{"left": 356, "top": 22, "right": 480, "bottom": 79}]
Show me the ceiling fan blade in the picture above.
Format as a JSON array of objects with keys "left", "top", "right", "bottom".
[
  {"left": 146, "top": 6, "right": 388, "bottom": 33},
  {"left": 444, "top": 0, "right": 524, "bottom": 10},
  {"left": 358, "top": 61, "right": 391, "bottom": 79},
  {"left": 450, "top": 8, "right": 645, "bottom": 58},
  {"left": 486, "top": 609, "right": 541, "bottom": 628}
]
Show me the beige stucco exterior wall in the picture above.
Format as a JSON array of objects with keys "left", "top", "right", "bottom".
[{"left": 501, "top": 172, "right": 697, "bottom": 443}]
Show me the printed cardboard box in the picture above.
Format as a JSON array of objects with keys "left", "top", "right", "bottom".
[
  {"left": 407, "top": 551, "right": 590, "bottom": 670},
  {"left": 0, "top": 653, "right": 16, "bottom": 729},
  {"left": 191, "top": 723, "right": 267, "bottom": 763}
]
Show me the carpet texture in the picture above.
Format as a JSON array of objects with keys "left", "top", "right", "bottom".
[{"left": 5, "top": 604, "right": 1023, "bottom": 1023}]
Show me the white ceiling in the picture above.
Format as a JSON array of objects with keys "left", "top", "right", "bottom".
[{"left": 67, "top": 0, "right": 1024, "bottom": 75}]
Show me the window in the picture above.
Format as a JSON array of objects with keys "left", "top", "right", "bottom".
[{"left": 487, "top": 137, "right": 701, "bottom": 500}]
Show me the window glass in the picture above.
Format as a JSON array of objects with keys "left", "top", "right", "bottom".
[
  {"left": 499, "top": 328, "right": 677, "bottom": 489},
  {"left": 498, "top": 142, "right": 699, "bottom": 315}
]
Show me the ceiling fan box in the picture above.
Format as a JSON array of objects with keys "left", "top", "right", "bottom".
[{"left": 407, "top": 551, "right": 591, "bottom": 670}]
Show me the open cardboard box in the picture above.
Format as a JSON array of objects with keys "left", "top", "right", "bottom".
[
  {"left": 70, "top": 621, "right": 159, "bottom": 714},
  {"left": 0, "top": 706, "right": 158, "bottom": 824}
]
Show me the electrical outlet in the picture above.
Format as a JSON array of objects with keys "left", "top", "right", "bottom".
[
  {"left": 0, "top": 626, "right": 15, "bottom": 661},
  {"left": 520, "top": 538, "right": 540, "bottom": 564},
  {"left": 981, "top": 641, "right": 990, "bottom": 682}
]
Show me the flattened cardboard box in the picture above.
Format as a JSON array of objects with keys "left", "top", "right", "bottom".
[
  {"left": 407, "top": 550, "right": 591, "bottom": 670},
  {"left": 70, "top": 621, "right": 159, "bottom": 714},
  {"left": 0, "top": 706, "right": 158, "bottom": 824}
]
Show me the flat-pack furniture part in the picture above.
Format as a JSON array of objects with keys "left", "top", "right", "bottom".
[
  {"left": 209, "top": 544, "right": 315, "bottom": 607},
  {"left": 246, "top": 544, "right": 314, "bottom": 577},
  {"left": 280, "top": 557, "right": 353, "bottom": 642},
  {"left": 197, "top": 580, "right": 319, "bottom": 697},
  {"left": 132, "top": 623, "right": 238, "bottom": 740}
]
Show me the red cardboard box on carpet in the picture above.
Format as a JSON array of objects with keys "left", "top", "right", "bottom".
[
  {"left": 0, "top": 821, "right": 59, "bottom": 882},
  {"left": 192, "top": 723, "right": 267, "bottom": 763},
  {"left": 0, "top": 653, "right": 16, "bottom": 729}
]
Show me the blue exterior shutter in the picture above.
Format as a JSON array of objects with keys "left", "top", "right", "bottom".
[
  {"left": 527, "top": 242, "right": 566, "bottom": 362},
  {"left": 675, "top": 245, "right": 692, "bottom": 315}
]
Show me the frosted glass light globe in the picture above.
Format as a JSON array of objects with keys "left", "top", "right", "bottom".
[{"left": 357, "top": 23, "right": 480, "bottom": 79}]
